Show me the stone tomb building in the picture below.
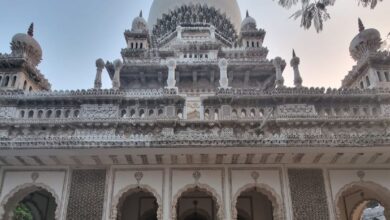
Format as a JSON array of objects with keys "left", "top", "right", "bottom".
[{"left": 0, "top": 0, "right": 390, "bottom": 219}]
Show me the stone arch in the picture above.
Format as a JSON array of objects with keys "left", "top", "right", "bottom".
[
  {"left": 231, "top": 183, "right": 284, "bottom": 220},
  {"left": 0, "top": 183, "right": 61, "bottom": 220},
  {"left": 335, "top": 181, "right": 390, "bottom": 220},
  {"left": 110, "top": 184, "right": 162, "bottom": 220},
  {"left": 171, "top": 183, "right": 225, "bottom": 220}
]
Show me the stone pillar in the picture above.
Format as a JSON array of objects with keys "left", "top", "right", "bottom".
[
  {"left": 218, "top": 58, "right": 229, "bottom": 88},
  {"left": 177, "top": 26, "right": 183, "bottom": 40},
  {"left": 166, "top": 59, "right": 177, "bottom": 89},
  {"left": 210, "top": 26, "right": 216, "bottom": 39},
  {"left": 273, "top": 57, "right": 285, "bottom": 88},
  {"left": 112, "top": 59, "right": 123, "bottom": 90},
  {"left": 94, "top": 58, "right": 105, "bottom": 89},
  {"left": 290, "top": 50, "right": 302, "bottom": 88}
]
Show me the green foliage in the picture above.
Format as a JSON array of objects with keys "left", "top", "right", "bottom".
[
  {"left": 274, "top": 0, "right": 383, "bottom": 32},
  {"left": 13, "top": 203, "right": 33, "bottom": 220}
]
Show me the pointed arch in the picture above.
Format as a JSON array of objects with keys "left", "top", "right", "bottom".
[
  {"left": 0, "top": 183, "right": 61, "bottom": 220},
  {"left": 171, "top": 183, "right": 225, "bottom": 220},
  {"left": 334, "top": 181, "right": 390, "bottom": 220},
  {"left": 231, "top": 183, "right": 284, "bottom": 220},
  {"left": 110, "top": 184, "right": 162, "bottom": 220}
]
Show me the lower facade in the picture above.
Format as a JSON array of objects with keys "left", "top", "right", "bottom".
[{"left": 0, "top": 165, "right": 389, "bottom": 220}]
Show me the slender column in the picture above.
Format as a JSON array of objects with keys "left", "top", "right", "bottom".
[
  {"left": 323, "top": 168, "right": 337, "bottom": 220},
  {"left": 290, "top": 50, "right": 302, "bottom": 88},
  {"left": 281, "top": 166, "right": 294, "bottom": 220},
  {"left": 166, "top": 59, "right": 177, "bottom": 88},
  {"left": 273, "top": 57, "right": 285, "bottom": 88},
  {"left": 163, "top": 167, "right": 170, "bottom": 220},
  {"left": 177, "top": 26, "right": 183, "bottom": 40},
  {"left": 112, "top": 59, "right": 123, "bottom": 90},
  {"left": 94, "top": 58, "right": 105, "bottom": 89},
  {"left": 218, "top": 58, "right": 229, "bottom": 88}
]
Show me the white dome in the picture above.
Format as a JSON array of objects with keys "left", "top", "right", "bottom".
[{"left": 148, "top": 0, "right": 242, "bottom": 32}]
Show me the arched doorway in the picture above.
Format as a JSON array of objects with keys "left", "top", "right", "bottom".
[
  {"left": 173, "top": 184, "right": 224, "bottom": 220},
  {"left": 232, "top": 184, "right": 284, "bottom": 220},
  {"left": 116, "top": 189, "right": 159, "bottom": 220},
  {"left": 336, "top": 182, "right": 390, "bottom": 220},
  {"left": 177, "top": 190, "right": 215, "bottom": 220},
  {"left": 236, "top": 188, "right": 273, "bottom": 220},
  {"left": 0, "top": 185, "right": 58, "bottom": 220}
]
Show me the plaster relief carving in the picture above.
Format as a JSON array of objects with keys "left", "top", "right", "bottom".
[
  {"left": 80, "top": 104, "right": 119, "bottom": 119},
  {"left": 0, "top": 107, "right": 16, "bottom": 119},
  {"left": 276, "top": 104, "right": 317, "bottom": 117}
]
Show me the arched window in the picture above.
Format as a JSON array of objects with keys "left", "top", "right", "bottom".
[
  {"left": 247, "top": 41, "right": 249, "bottom": 47},
  {"left": 4, "top": 76, "right": 10, "bottom": 87},
  {"left": 55, "top": 110, "right": 61, "bottom": 118},
  {"left": 0, "top": 75, "right": 3, "bottom": 86},
  {"left": 46, "top": 110, "right": 52, "bottom": 118},
  {"left": 28, "top": 110, "right": 34, "bottom": 118},
  {"left": 366, "top": 76, "right": 371, "bottom": 87},
  {"left": 252, "top": 41, "right": 255, "bottom": 47},
  {"left": 131, "top": 42, "right": 134, "bottom": 49},
  {"left": 73, "top": 110, "right": 80, "bottom": 118},
  {"left": 64, "top": 110, "right": 71, "bottom": 118},
  {"left": 140, "top": 42, "right": 143, "bottom": 49},
  {"left": 121, "top": 109, "right": 127, "bottom": 118},
  {"left": 136, "top": 42, "right": 138, "bottom": 49},
  {"left": 20, "top": 110, "right": 25, "bottom": 118},
  {"left": 37, "top": 110, "right": 43, "bottom": 118},
  {"left": 257, "top": 42, "right": 260, "bottom": 47},
  {"left": 11, "top": 76, "right": 17, "bottom": 86},
  {"left": 23, "top": 81, "right": 27, "bottom": 90},
  {"left": 139, "top": 109, "right": 145, "bottom": 118}
]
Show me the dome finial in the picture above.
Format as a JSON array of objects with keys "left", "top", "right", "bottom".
[
  {"left": 139, "top": 10, "right": 143, "bottom": 18},
  {"left": 27, "top": 23, "right": 34, "bottom": 37},
  {"left": 358, "top": 18, "right": 365, "bottom": 33},
  {"left": 246, "top": 10, "right": 249, "bottom": 18}
]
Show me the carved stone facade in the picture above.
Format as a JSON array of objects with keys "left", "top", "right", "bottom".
[{"left": 0, "top": 0, "right": 390, "bottom": 220}]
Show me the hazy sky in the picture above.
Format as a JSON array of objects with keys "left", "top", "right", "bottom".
[{"left": 0, "top": 0, "right": 389, "bottom": 90}]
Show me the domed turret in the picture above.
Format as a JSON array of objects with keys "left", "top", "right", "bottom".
[
  {"left": 11, "top": 23, "right": 43, "bottom": 66},
  {"left": 349, "top": 18, "right": 382, "bottom": 61},
  {"left": 241, "top": 11, "right": 257, "bottom": 32},
  {"left": 132, "top": 11, "right": 148, "bottom": 33}
]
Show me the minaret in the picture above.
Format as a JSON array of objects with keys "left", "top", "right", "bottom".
[
  {"left": 273, "top": 57, "right": 285, "bottom": 88},
  {"left": 27, "top": 23, "right": 34, "bottom": 37},
  {"left": 112, "top": 59, "right": 123, "bottom": 90},
  {"left": 94, "top": 58, "right": 105, "bottom": 89},
  {"left": 291, "top": 49, "right": 303, "bottom": 88}
]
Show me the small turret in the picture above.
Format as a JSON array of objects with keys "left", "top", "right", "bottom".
[{"left": 291, "top": 50, "right": 303, "bottom": 88}]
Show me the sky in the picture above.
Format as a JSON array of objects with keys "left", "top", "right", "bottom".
[{"left": 0, "top": 0, "right": 389, "bottom": 90}]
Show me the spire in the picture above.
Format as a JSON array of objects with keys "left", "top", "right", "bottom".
[
  {"left": 246, "top": 10, "right": 249, "bottom": 18},
  {"left": 292, "top": 49, "right": 296, "bottom": 58},
  {"left": 358, "top": 18, "right": 365, "bottom": 32},
  {"left": 27, "top": 23, "right": 34, "bottom": 37},
  {"left": 139, "top": 10, "right": 143, "bottom": 18},
  {"left": 291, "top": 49, "right": 302, "bottom": 88}
]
